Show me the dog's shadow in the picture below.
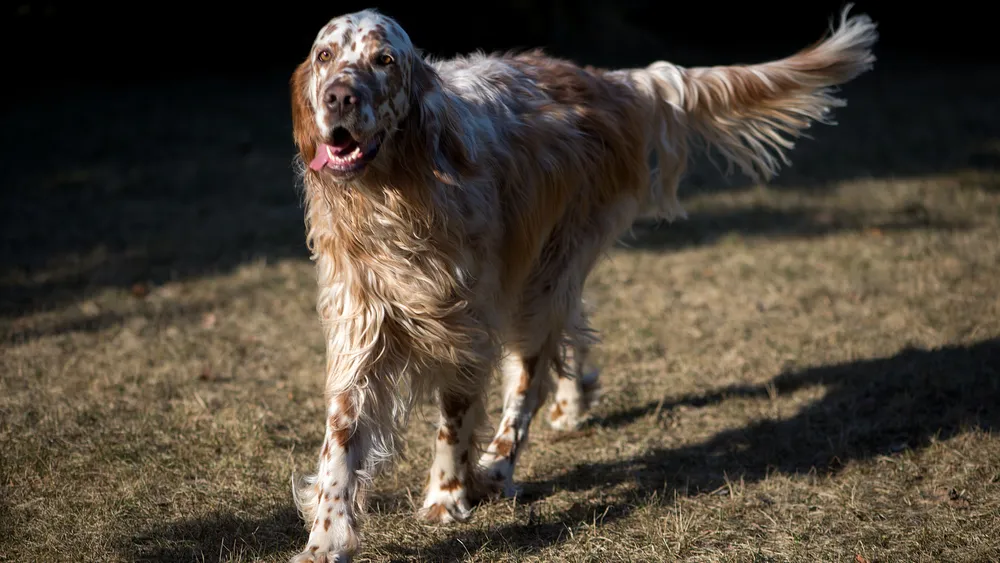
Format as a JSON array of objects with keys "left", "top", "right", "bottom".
[
  {"left": 382, "top": 338, "right": 1000, "bottom": 560},
  {"left": 123, "top": 339, "right": 998, "bottom": 561},
  {"left": 124, "top": 505, "right": 304, "bottom": 562}
]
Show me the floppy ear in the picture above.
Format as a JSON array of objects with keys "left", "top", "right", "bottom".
[
  {"left": 409, "top": 59, "right": 475, "bottom": 186},
  {"left": 290, "top": 58, "right": 321, "bottom": 165}
]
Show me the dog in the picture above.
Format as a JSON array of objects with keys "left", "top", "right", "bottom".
[{"left": 287, "top": 7, "right": 877, "bottom": 561}]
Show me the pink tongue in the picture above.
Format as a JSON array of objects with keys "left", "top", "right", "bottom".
[{"left": 309, "top": 144, "right": 331, "bottom": 171}]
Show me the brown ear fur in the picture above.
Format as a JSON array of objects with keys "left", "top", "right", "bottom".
[
  {"left": 290, "top": 59, "right": 321, "bottom": 165},
  {"left": 408, "top": 59, "right": 476, "bottom": 186}
]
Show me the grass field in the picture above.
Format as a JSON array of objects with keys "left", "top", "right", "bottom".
[{"left": 2, "top": 57, "right": 1000, "bottom": 562}]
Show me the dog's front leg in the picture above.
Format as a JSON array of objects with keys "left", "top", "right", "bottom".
[{"left": 290, "top": 391, "right": 366, "bottom": 563}]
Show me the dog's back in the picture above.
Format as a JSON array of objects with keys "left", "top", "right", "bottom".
[{"left": 426, "top": 8, "right": 877, "bottom": 301}]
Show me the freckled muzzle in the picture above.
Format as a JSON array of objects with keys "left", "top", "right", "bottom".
[{"left": 323, "top": 82, "right": 361, "bottom": 117}]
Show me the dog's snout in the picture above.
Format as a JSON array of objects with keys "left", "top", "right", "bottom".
[{"left": 323, "top": 83, "right": 360, "bottom": 115}]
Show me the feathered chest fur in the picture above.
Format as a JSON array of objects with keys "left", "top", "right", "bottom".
[{"left": 302, "top": 174, "right": 501, "bottom": 376}]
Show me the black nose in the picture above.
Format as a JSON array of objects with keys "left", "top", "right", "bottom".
[{"left": 323, "top": 83, "right": 359, "bottom": 115}]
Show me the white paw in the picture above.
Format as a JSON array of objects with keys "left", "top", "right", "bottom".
[
  {"left": 420, "top": 491, "right": 474, "bottom": 523},
  {"left": 289, "top": 550, "right": 351, "bottom": 563},
  {"left": 548, "top": 369, "right": 601, "bottom": 431},
  {"left": 548, "top": 405, "right": 585, "bottom": 431},
  {"left": 479, "top": 458, "right": 522, "bottom": 499},
  {"left": 290, "top": 524, "right": 360, "bottom": 563}
]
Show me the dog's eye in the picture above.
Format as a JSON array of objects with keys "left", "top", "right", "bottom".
[
  {"left": 317, "top": 49, "right": 332, "bottom": 63},
  {"left": 377, "top": 53, "right": 394, "bottom": 66}
]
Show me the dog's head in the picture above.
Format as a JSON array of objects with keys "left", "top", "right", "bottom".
[{"left": 291, "top": 9, "right": 470, "bottom": 184}]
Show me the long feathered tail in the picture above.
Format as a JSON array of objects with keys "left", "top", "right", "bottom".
[{"left": 630, "top": 5, "right": 878, "bottom": 218}]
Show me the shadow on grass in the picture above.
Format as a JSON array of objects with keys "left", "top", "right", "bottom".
[
  {"left": 615, "top": 203, "right": 972, "bottom": 252},
  {"left": 2, "top": 299, "right": 219, "bottom": 345},
  {"left": 124, "top": 506, "right": 303, "bottom": 563},
  {"left": 0, "top": 76, "right": 308, "bottom": 320},
  {"left": 385, "top": 338, "right": 1000, "bottom": 560}
]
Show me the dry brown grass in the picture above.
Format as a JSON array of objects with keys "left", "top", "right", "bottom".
[{"left": 3, "top": 61, "right": 1000, "bottom": 562}]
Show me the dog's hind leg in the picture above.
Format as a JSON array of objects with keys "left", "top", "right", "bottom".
[
  {"left": 478, "top": 338, "right": 557, "bottom": 497},
  {"left": 419, "top": 386, "right": 489, "bottom": 523},
  {"left": 548, "top": 322, "right": 601, "bottom": 431}
]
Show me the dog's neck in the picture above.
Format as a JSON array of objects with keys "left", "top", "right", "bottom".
[
  {"left": 306, "top": 133, "right": 432, "bottom": 229},
  {"left": 305, "top": 172, "right": 429, "bottom": 248},
  {"left": 301, "top": 132, "right": 464, "bottom": 267}
]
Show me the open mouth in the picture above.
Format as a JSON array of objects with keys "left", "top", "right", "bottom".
[{"left": 308, "top": 127, "right": 382, "bottom": 175}]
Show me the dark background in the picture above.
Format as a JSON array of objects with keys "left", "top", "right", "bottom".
[{"left": 3, "top": 1, "right": 994, "bottom": 94}]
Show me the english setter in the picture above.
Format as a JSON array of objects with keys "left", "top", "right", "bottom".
[{"left": 287, "top": 7, "right": 877, "bottom": 561}]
